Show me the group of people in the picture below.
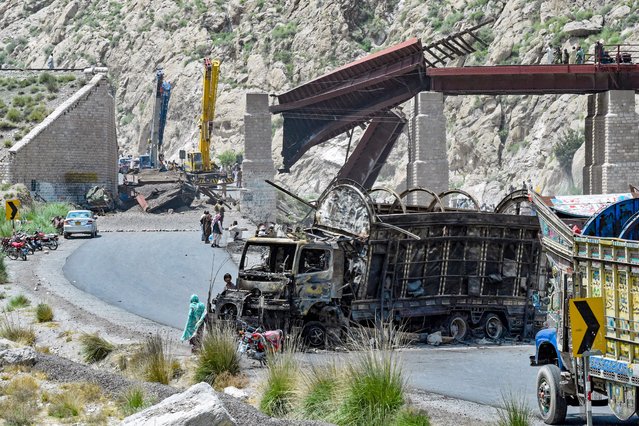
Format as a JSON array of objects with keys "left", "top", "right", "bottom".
[
  {"left": 199, "top": 202, "right": 225, "bottom": 247},
  {"left": 199, "top": 201, "right": 248, "bottom": 246},
  {"left": 180, "top": 273, "right": 237, "bottom": 352},
  {"left": 547, "top": 44, "right": 585, "bottom": 64}
]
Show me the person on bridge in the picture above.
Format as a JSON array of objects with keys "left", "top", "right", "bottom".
[
  {"left": 546, "top": 45, "right": 554, "bottom": 64},
  {"left": 181, "top": 294, "right": 207, "bottom": 353},
  {"left": 562, "top": 49, "right": 569, "bottom": 64},
  {"left": 569, "top": 46, "right": 577, "bottom": 64},
  {"left": 576, "top": 46, "right": 585, "bottom": 64},
  {"left": 553, "top": 46, "right": 562, "bottom": 64},
  {"left": 46, "top": 54, "right": 54, "bottom": 69}
]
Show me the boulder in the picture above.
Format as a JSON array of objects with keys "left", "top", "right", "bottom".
[
  {"left": 121, "top": 382, "right": 236, "bottom": 426},
  {"left": 563, "top": 17, "right": 603, "bottom": 37},
  {"left": 0, "top": 347, "right": 37, "bottom": 366},
  {"left": 0, "top": 338, "right": 17, "bottom": 351}
]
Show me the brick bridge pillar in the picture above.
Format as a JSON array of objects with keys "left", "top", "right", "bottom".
[
  {"left": 582, "top": 95, "right": 595, "bottom": 194},
  {"left": 589, "top": 92, "right": 607, "bottom": 194},
  {"left": 407, "top": 91, "right": 448, "bottom": 205},
  {"left": 601, "top": 90, "right": 639, "bottom": 193},
  {"left": 240, "top": 93, "right": 277, "bottom": 223}
]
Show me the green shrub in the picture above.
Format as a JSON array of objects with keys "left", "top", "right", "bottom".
[
  {"left": 0, "top": 121, "right": 18, "bottom": 130},
  {"left": 8, "top": 294, "right": 31, "bottom": 310},
  {"left": 335, "top": 350, "right": 405, "bottom": 425},
  {"left": 0, "top": 315, "right": 36, "bottom": 345},
  {"left": 119, "top": 386, "right": 149, "bottom": 416},
  {"left": 392, "top": 407, "right": 431, "bottom": 425},
  {"left": 38, "top": 72, "right": 55, "bottom": 85},
  {"left": 35, "top": 303, "right": 54, "bottom": 322},
  {"left": 140, "top": 333, "right": 173, "bottom": 384},
  {"left": 259, "top": 351, "right": 299, "bottom": 417},
  {"left": 0, "top": 249, "right": 7, "bottom": 283},
  {"left": 3, "top": 140, "right": 13, "bottom": 148},
  {"left": 6, "top": 108, "right": 22, "bottom": 122},
  {"left": 26, "top": 105, "right": 48, "bottom": 122},
  {"left": 272, "top": 22, "right": 297, "bottom": 39},
  {"left": 48, "top": 391, "right": 82, "bottom": 418},
  {"left": 79, "top": 332, "right": 115, "bottom": 363},
  {"left": 298, "top": 364, "right": 339, "bottom": 419},
  {"left": 554, "top": 128, "right": 584, "bottom": 171},
  {"left": 497, "top": 392, "right": 531, "bottom": 426},
  {"left": 12, "top": 95, "right": 33, "bottom": 107},
  {"left": 217, "top": 150, "right": 238, "bottom": 168},
  {"left": 195, "top": 323, "right": 240, "bottom": 384}
]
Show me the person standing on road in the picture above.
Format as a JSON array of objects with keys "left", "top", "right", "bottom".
[
  {"left": 199, "top": 210, "right": 208, "bottom": 241},
  {"left": 202, "top": 211, "right": 212, "bottom": 244},
  {"left": 211, "top": 212, "right": 223, "bottom": 247},
  {"left": 181, "top": 294, "right": 207, "bottom": 353},
  {"left": 217, "top": 201, "right": 225, "bottom": 228}
]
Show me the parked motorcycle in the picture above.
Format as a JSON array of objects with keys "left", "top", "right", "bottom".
[
  {"left": 1, "top": 237, "right": 28, "bottom": 261},
  {"left": 35, "top": 231, "right": 59, "bottom": 250},
  {"left": 236, "top": 320, "right": 283, "bottom": 366}
]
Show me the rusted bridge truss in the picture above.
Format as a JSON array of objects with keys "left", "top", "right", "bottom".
[{"left": 271, "top": 20, "right": 639, "bottom": 184}]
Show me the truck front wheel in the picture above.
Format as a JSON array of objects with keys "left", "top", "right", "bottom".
[
  {"left": 537, "top": 365, "right": 568, "bottom": 424},
  {"left": 302, "top": 322, "right": 326, "bottom": 348}
]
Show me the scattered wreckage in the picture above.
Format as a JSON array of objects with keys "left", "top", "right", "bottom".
[{"left": 212, "top": 179, "right": 546, "bottom": 346}]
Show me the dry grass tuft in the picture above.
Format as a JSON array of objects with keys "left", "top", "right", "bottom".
[
  {"left": 213, "top": 371, "right": 249, "bottom": 391},
  {"left": 0, "top": 314, "right": 36, "bottom": 345},
  {"left": 35, "top": 303, "right": 53, "bottom": 322},
  {"left": 48, "top": 390, "right": 82, "bottom": 418},
  {"left": 79, "top": 332, "right": 115, "bottom": 363}
]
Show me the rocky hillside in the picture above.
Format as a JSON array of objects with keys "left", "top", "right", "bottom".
[{"left": 1, "top": 0, "right": 638, "bottom": 203}]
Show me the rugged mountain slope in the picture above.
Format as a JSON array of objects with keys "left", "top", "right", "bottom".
[{"left": 1, "top": 0, "right": 638, "bottom": 203}]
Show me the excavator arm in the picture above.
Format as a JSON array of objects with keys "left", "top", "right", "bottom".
[{"left": 199, "top": 58, "right": 220, "bottom": 171}]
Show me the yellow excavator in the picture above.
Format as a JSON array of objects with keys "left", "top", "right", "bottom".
[{"left": 184, "top": 58, "right": 232, "bottom": 187}]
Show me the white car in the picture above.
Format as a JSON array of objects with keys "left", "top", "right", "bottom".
[{"left": 63, "top": 210, "right": 98, "bottom": 238}]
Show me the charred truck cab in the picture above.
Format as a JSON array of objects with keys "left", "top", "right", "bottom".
[
  {"left": 214, "top": 180, "right": 546, "bottom": 346},
  {"left": 215, "top": 237, "right": 346, "bottom": 345}
]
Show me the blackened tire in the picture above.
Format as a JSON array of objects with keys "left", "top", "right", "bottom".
[
  {"left": 63, "top": 233, "right": 69, "bottom": 239},
  {"left": 302, "top": 321, "right": 327, "bottom": 348},
  {"left": 482, "top": 313, "right": 505, "bottom": 339},
  {"left": 219, "top": 304, "right": 238, "bottom": 321},
  {"left": 447, "top": 314, "right": 469, "bottom": 341},
  {"left": 537, "top": 365, "right": 568, "bottom": 424}
]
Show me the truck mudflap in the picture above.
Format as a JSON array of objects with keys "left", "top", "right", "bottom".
[{"left": 606, "top": 382, "right": 637, "bottom": 421}]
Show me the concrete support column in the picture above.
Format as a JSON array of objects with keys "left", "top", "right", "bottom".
[
  {"left": 582, "top": 95, "right": 595, "bottom": 194},
  {"left": 240, "top": 93, "right": 277, "bottom": 223},
  {"left": 601, "top": 90, "right": 639, "bottom": 193},
  {"left": 408, "top": 92, "right": 448, "bottom": 205},
  {"left": 590, "top": 92, "right": 607, "bottom": 194}
]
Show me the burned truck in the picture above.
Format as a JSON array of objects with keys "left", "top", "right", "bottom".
[{"left": 214, "top": 180, "right": 545, "bottom": 345}]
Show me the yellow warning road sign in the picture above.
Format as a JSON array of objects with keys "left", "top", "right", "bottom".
[
  {"left": 5, "top": 199, "right": 20, "bottom": 221},
  {"left": 569, "top": 297, "right": 605, "bottom": 357}
]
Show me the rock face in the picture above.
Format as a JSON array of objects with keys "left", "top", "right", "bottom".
[
  {"left": 0, "top": 0, "right": 637, "bottom": 204},
  {"left": 122, "top": 382, "right": 236, "bottom": 426}
]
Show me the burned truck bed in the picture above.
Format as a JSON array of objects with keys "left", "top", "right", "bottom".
[
  {"left": 347, "top": 210, "right": 543, "bottom": 337},
  {"left": 214, "top": 180, "right": 545, "bottom": 343}
]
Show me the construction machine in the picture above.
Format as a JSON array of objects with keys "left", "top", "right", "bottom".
[
  {"left": 184, "top": 58, "right": 231, "bottom": 187},
  {"left": 150, "top": 68, "right": 171, "bottom": 168}
]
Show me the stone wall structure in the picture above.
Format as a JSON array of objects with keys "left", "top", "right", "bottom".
[
  {"left": 8, "top": 72, "right": 118, "bottom": 203},
  {"left": 240, "top": 93, "right": 276, "bottom": 223},
  {"left": 407, "top": 91, "right": 448, "bottom": 205},
  {"left": 583, "top": 90, "right": 639, "bottom": 194}
]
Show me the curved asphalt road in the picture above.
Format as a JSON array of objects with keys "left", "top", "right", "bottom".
[
  {"left": 64, "top": 232, "right": 635, "bottom": 424},
  {"left": 63, "top": 232, "right": 237, "bottom": 329}
]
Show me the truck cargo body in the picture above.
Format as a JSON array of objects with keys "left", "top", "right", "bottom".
[
  {"left": 530, "top": 191, "right": 639, "bottom": 423},
  {"left": 214, "top": 181, "right": 545, "bottom": 343}
]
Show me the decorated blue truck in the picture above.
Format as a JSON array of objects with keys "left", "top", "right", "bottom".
[{"left": 530, "top": 190, "right": 639, "bottom": 423}]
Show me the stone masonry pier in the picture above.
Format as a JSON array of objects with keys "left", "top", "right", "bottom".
[{"left": 8, "top": 71, "right": 118, "bottom": 202}]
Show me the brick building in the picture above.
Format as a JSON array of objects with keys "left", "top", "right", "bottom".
[{"left": 7, "top": 70, "right": 118, "bottom": 202}]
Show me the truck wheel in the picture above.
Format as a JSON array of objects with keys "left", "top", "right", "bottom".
[
  {"left": 536, "top": 365, "right": 568, "bottom": 424},
  {"left": 448, "top": 314, "right": 469, "bottom": 341},
  {"left": 482, "top": 314, "right": 505, "bottom": 339},
  {"left": 218, "top": 304, "right": 238, "bottom": 321},
  {"left": 302, "top": 322, "right": 326, "bottom": 348},
  {"left": 63, "top": 232, "right": 69, "bottom": 239}
]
